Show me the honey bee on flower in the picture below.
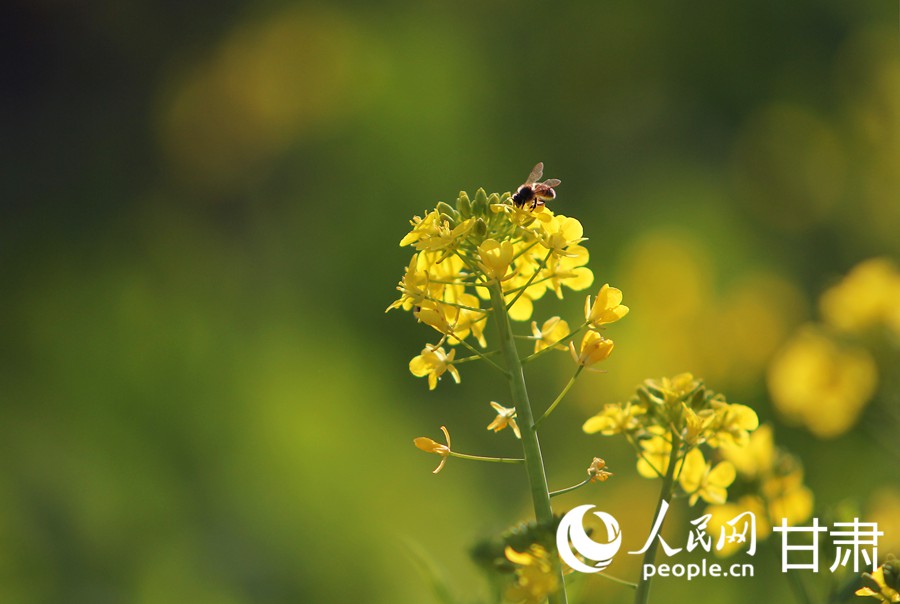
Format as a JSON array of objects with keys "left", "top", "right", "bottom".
[{"left": 511, "top": 162, "right": 561, "bottom": 210}]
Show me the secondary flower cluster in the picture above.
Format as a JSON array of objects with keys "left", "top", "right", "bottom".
[
  {"left": 583, "top": 373, "right": 759, "bottom": 505},
  {"left": 389, "top": 188, "right": 628, "bottom": 389},
  {"left": 705, "top": 424, "right": 814, "bottom": 556}
]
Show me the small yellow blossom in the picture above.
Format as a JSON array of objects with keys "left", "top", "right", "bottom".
[
  {"left": 409, "top": 345, "right": 461, "bottom": 390},
  {"left": 680, "top": 404, "right": 716, "bottom": 446},
  {"left": 720, "top": 423, "right": 776, "bottom": 479},
  {"left": 487, "top": 402, "right": 521, "bottom": 439},
  {"left": 504, "top": 545, "right": 559, "bottom": 604},
  {"left": 583, "top": 402, "right": 646, "bottom": 435},
  {"left": 400, "top": 210, "right": 474, "bottom": 252},
  {"left": 539, "top": 214, "right": 585, "bottom": 254},
  {"left": 644, "top": 373, "right": 701, "bottom": 407},
  {"left": 707, "top": 402, "right": 759, "bottom": 448},
  {"left": 767, "top": 326, "right": 877, "bottom": 438},
  {"left": 587, "top": 457, "right": 613, "bottom": 482},
  {"left": 856, "top": 557, "right": 900, "bottom": 602},
  {"left": 478, "top": 238, "right": 515, "bottom": 281},
  {"left": 570, "top": 330, "right": 614, "bottom": 367},
  {"left": 678, "top": 448, "right": 736, "bottom": 506},
  {"left": 585, "top": 284, "right": 630, "bottom": 327},
  {"left": 531, "top": 316, "right": 570, "bottom": 353},
  {"left": 413, "top": 426, "right": 452, "bottom": 474}
]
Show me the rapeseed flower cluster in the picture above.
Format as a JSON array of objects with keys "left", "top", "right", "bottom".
[
  {"left": 583, "top": 373, "right": 758, "bottom": 506},
  {"left": 705, "top": 424, "right": 814, "bottom": 556},
  {"left": 390, "top": 188, "right": 627, "bottom": 389}
]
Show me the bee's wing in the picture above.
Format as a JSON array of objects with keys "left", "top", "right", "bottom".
[
  {"left": 541, "top": 178, "right": 561, "bottom": 187},
  {"left": 525, "top": 162, "right": 544, "bottom": 185}
]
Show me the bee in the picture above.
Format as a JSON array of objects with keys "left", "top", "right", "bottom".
[{"left": 511, "top": 162, "right": 561, "bottom": 210}]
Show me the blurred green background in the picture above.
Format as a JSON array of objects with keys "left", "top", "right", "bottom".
[{"left": 2, "top": 0, "right": 899, "bottom": 602}]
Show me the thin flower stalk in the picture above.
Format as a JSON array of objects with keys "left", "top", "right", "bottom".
[{"left": 488, "top": 281, "right": 568, "bottom": 604}]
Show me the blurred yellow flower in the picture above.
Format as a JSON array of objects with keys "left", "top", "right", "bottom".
[
  {"left": 763, "top": 470, "right": 814, "bottom": 527},
  {"left": 409, "top": 345, "right": 461, "bottom": 390},
  {"left": 720, "top": 423, "right": 813, "bottom": 527},
  {"left": 478, "top": 238, "right": 515, "bottom": 281},
  {"left": 819, "top": 257, "right": 900, "bottom": 337},
  {"left": 678, "top": 448, "right": 736, "bottom": 506},
  {"left": 706, "top": 495, "right": 770, "bottom": 557},
  {"left": 767, "top": 326, "right": 877, "bottom": 438},
  {"left": 644, "top": 373, "right": 701, "bottom": 407},
  {"left": 487, "top": 402, "right": 521, "bottom": 439},
  {"left": 720, "top": 423, "right": 776, "bottom": 479},
  {"left": 413, "top": 426, "right": 452, "bottom": 474},
  {"left": 585, "top": 283, "right": 629, "bottom": 327},
  {"left": 530, "top": 316, "right": 570, "bottom": 353},
  {"left": 570, "top": 330, "right": 614, "bottom": 367},
  {"left": 583, "top": 402, "right": 646, "bottom": 435},
  {"left": 636, "top": 430, "right": 678, "bottom": 478},
  {"left": 504, "top": 545, "right": 559, "bottom": 604}
]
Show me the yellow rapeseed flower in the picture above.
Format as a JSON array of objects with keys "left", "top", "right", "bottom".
[
  {"left": 636, "top": 430, "right": 679, "bottom": 478},
  {"left": 539, "top": 214, "right": 585, "bottom": 254},
  {"left": 570, "top": 330, "right": 614, "bottom": 367},
  {"left": 413, "top": 426, "right": 452, "bottom": 474},
  {"left": 409, "top": 345, "right": 461, "bottom": 390},
  {"left": 820, "top": 257, "right": 900, "bottom": 337},
  {"left": 767, "top": 326, "right": 877, "bottom": 438},
  {"left": 583, "top": 402, "right": 646, "bottom": 435},
  {"left": 707, "top": 402, "right": 759, "bottom": 448},
  {"left": 587, "top": 457, "right": 614, "bottom": 482},
  {"left": 487, "top": 402, "right": 521, "bottom": 439},
  {"left": 504, "top": 545, "right": 559, "bottom": 604},
  {"left": 763, "top": 470, "right": 814, "bottom": 527},
  {"left": 530, "top": 316, "right": 570, "bottom": 353},
  {"left": 478, "top": 238, "right": 515, "bottom": 281},
  {"left": 678, "top": 448, "right": 736, "bottom": 506},
  {"left": 585, "top": 283, "right": 630, "bottom": 327},
  {"left": 720, "top": 423, "right": 776, "bottom": 479}
]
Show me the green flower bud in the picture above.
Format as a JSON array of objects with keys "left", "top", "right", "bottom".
[
  {"left": 436, "top": 201, "right": 457, "bottom": 219},
  {"left": 883, "top": 554, "right": 899, "bottom": 591},
  {"left": 472, "top": 188, "right": 489, "bottom": 215},
  {"left": 473, "top": 218, "right": 487, "bottom": 237},
  {"left": 457, "top": 191, "right": 472, "bottom": 217}
]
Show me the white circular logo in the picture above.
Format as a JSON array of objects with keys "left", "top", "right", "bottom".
[{"left": 556, "top": 504, "right": 622, "bottom": 573}]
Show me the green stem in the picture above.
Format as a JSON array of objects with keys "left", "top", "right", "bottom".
[
  {"left": 449, "top": 451, "right": 524, "bottom": 464},
  {"left": 535, "top": 367, "right": 583, "bottom": 428},
  {"left": 597, "top": 572, "right": 639, "bottom": 589},
  {"left": 488, "top": 282, "right": 568, "bottom": 604},
  {"left": 633, "top": 430, "right": 682, "bottom": 604},
  {"left": 453, "top": 350, "right": 501, "bottom": 364},
  {"left": 549, "top": 477, "right": 592, "bottom": 498},
  {"left": 452, "top": 337, "right": 507, "bottom": 374}
]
